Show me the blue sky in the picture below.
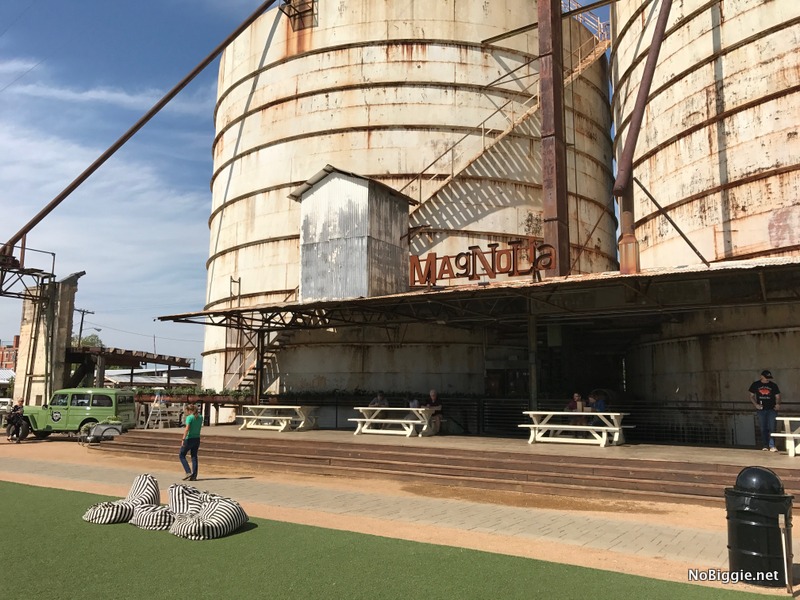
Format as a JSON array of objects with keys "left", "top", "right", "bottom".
[
  {"left": 0, "top": 1, "right": 614, "bottom": 371},
  {"left": 0, "top": 0, "right": 268, "bottom": 368}
]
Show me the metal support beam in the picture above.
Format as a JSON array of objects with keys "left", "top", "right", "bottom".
[
  {"left": 539, "top": 0, "right": 570, "bottom": 277},
  {"left": 613, "top": 0, "right": 673, "bottom": 274},
  {"left": 528, "top": 309, "right": 539, "bottom": 410},
  {"left": 633, "top": 177, "right": 710, "bottom": 267}
]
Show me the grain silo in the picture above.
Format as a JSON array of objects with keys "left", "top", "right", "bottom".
[
  {"left": 203, "top": 1, "right": 616, "bottom": 396},
  {"left": 612, "top": 0, "right": 800, "bottom": 268},
  {"left": 611, "top": 0, "right": 800, "bottom": 446}
]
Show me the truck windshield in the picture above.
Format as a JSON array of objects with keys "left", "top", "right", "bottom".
[{"left": 51, "top": 394, "right": 69, "bottom": 406}]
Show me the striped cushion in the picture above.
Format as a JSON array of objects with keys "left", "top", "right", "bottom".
[
  {"left": 129, "top": 504, "right": 175, "bottom": 531},
  {"left": 83, "top": 474, "right": 160, "bottom": 525},
  {"left": 83, "top": 500, "right": 135, "bottom": 524},
  {"left": 125, "top": 473, "right": 160, "bottom": 506},
  {"left": 169, "top": 497, "right": 249, "bottom": 540},
  {"left": 168, "top": 484, "right": 203, "bottom": 515}
]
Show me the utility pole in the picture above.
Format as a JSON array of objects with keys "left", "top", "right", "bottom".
[{"left": 75, "top": 308, "right": 94, "bottom": 345}]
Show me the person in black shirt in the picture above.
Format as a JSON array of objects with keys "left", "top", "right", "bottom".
[
  {"left": 748, "top": 369, "right": 781, "bottom": 452},
  {"left": 423, "top": 389, "right": 443, "bottom": 435},
  {"left": 6, "top": 399, "right": 24, "bottom": 443}
]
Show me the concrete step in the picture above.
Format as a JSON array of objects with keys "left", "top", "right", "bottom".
[
  {"left": 93, "top": 444, "right": 725, "bottom": 507},
  {"left": 95, "top": 430, "right": 795, "bottom": 506}
]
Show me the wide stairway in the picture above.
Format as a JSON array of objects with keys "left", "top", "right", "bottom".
[{"left": 96, "top": 430, "right": 800, "bottom": 507}]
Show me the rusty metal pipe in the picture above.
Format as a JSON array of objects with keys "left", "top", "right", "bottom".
[
  {"left": 613, "top": 0, "right": 673, "bottom": 197},
  {"left": 1, "top": 0, "right": 280, "bottom": 257}
]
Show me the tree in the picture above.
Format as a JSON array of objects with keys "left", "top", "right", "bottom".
[{"left": 71, "top": 333, "right": 104, "bottom": 347}]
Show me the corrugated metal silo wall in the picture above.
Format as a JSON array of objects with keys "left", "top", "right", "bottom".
[
  {"left": 612, "top": 0, "right": 800, "bottom": 267},
  {"left": 202, "top": 1, "right": 614, "bottom": 395},
  {"left": 623, "top": 302, "right": 800, "bottom": 447},
  {"left": 612, "top": 0, "right": 800, "bottom": 447}
]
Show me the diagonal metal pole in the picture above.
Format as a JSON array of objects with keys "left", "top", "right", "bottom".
[
  {"left": 1, "top": 0, "right": 280, "bottom": 257},
  {"left": 633, "top": 177, "right": 709, "bottom": 267}
]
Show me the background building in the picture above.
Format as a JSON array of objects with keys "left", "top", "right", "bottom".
[{"left": 0, "top": 336, "right": 18, "bottom": 370}]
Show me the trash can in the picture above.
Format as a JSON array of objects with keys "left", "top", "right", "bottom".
[{"left": 725, "top": 466, "right": 793, "bottom": 588}]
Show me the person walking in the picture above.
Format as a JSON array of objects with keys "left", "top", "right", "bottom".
[
  {"left": 749, "top": 370, "right": 781, "bottom": 452},
  {"left": 179, "top": 404, "right": 202, "bottom": 480}
]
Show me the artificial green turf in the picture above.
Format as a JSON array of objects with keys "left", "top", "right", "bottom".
[{"left": 0, "top": 481, "right": 774, "bottom": 600}]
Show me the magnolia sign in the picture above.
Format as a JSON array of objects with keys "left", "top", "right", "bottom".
[{"left": 410, "top": 240, "right": 555, "bottom": 286}]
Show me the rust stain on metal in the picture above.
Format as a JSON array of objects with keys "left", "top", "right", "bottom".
[
  {"left": 285, "top": 20, "right": 314, "bottom": 57},
  {"left": 769, "top": 205, "right": 800, "bottom": 248}
]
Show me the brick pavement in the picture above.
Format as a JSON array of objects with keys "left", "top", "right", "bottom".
[{"left": 1, "top": 449, "right": 730, "bottom": 568}]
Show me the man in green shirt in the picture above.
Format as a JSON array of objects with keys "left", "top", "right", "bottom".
[{"left": 179, "top": 404, "right": 202, "bottom": 480}]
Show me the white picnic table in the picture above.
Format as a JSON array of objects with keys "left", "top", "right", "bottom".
[
  {"left": 519, "top": 411, "right": 629, "bottom": 447},
  {"left": 236, "top": 404, "right": 318, "bottom": 432},
  {"left": 772, "top": 417, "right": 800, "bottom": 456},
  {"left": 350, "top": 406, "right": 438, "bottom": 437}
]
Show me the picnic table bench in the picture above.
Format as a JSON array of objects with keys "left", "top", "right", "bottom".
[
  {"left": 237, "top": 405, "right": 318, "bottom": 432},
  {"left": 350, "top": 406, "right": 438, "bottom": 437},
  {"left": 772, "top": 417, "right": 800, "bottom": 456},
  {"left": 519, "top": 411, "right": 629, "bottom": 447}
]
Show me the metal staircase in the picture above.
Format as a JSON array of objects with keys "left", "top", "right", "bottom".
[
  {"left": 224, "top": 329, "right": 291, "bottom": 397},
  {"left": 404, "top": 20, "right": 610, "bottom": 213},
  {"left": 223, "top": 308, "right": 331, "bottom": 398}
]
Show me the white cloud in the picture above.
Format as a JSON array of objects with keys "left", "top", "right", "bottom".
[
  {"left": 0, "top": 4, "right": 235, "bottom": 366},
  {"left": 4, "top": 79, "right": 215, "bottom": 118},
  {"left": 0, "top": 117, "right": 210, "bottom": 364},
  {"left": 0, "top": 58, "right": 38, "bottom": 75}
]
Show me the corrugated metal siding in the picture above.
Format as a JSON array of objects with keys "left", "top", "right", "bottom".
[{"left": 612, "top": 0, "right": 800, "bottom": 267}]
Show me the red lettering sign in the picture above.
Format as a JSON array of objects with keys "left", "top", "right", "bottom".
[{"left": 410, "top": 241, "right": 554, "bottom": 286}]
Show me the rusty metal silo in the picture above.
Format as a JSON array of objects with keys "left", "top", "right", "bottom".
[
  {"left": 203, "top": 1, "right": 615, "bottom": 394},
  {"left": 612, "top": 0, "right": 800, "bottom": 268}
]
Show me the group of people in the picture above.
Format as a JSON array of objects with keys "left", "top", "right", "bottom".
[
  {"left": 369, "top": 389, "right": 443, "bottom": 435},
  {"left": 563, "top": 391, "right": 607, "bottom": 426},
  {"left": 5, "top": 399, "right": 25, "bottom": 443}
]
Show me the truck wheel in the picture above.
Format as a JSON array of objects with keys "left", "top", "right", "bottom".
[
  {"left": 33, "top": 431, "right": 52, "bottom": 439},
  {"left": 19, "top": 420, "right": 30, "bottom": 440}
]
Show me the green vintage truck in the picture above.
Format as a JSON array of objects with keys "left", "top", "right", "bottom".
[{"left": 19, "top": 388, "right": 137, "bottom": 440}]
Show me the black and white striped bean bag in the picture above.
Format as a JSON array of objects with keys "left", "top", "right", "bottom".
[
  {"left": 124, "top": 473, "right": 161, "bottom": 506},
  {"left": 129, "top": 504, "right": 175, "bottom": 530},
  {"left": 168, "top": 483, "right": 203, "bottom": 515},
  {"left": 83, "top": 473, "right": 161, "bottom": 524},
  {"left": 169, "top": 496, "right": 249, "bottom": 540},
  {"left": 82, "top": 500, "right": 135, "bottom": 524}
]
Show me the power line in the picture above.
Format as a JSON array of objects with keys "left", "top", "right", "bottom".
[
  {"left": 84, "top": 320, "right": 202, "bottom": 344},
  {"left": 0, "top": 0, "right": 39, "bottom": 40},
  {"left": 0, "top": 55, "right": 47, "bottom": 95}
]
